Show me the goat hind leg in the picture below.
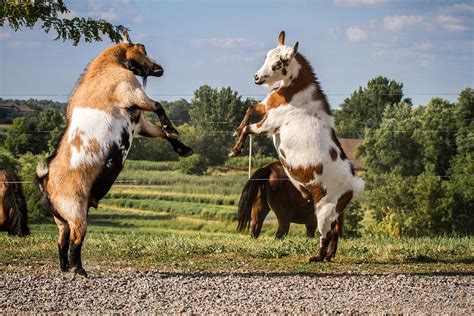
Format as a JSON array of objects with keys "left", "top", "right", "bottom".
[
  {"left": 309, "top": 203, "right": 337, "bottom": 263},
  {"left": 54, "top": 216, "right": 70, "bottom": 272},
  {"left": 69, "top": 218, "right": 88, "bottom": 278}
]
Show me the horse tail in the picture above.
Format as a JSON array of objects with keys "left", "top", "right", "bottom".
[
  {"left": 5, "top": 173, "right": 30, "bottom": 236},
  {"left": 352, "top": 175, "right": 365, "bottom": 198},
  {"left": 36, "top": 161, "right": 64, "bottom": 222},
  {"left": 237, "top": 165, "right": 272, "bottom": 232}
]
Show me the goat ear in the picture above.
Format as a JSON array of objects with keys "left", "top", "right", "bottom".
[
  {"left": 117, "top": 25, "right": 132, "bottom": 44},
  {"left": 278, "top": 31, "right": 285, "bottom": 45},
  {"left": 292, "top": 41, "right": 299, "bottom": 56}
]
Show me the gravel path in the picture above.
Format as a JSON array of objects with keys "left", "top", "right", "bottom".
[{"left": 1, "top": 270, "right": 472, "bottom": 313}]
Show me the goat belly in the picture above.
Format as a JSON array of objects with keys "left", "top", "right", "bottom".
[{"left": 90, "top": 127, "right": 132, "bottom": 203}]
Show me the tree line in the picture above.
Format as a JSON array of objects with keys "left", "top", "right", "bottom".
[{"left": 0, "top": 78, "right": 472, "bottom": 236}]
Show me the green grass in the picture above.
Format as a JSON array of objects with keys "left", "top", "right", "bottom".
[
  {"left": 1, "top": 160, "right": 473, "bottom": 274},
  {"left": 1, "top": 205, "right": 473, "bottom": 274}
]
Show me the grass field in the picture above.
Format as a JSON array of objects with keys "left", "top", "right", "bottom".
[{"left": 1, "top": 160, "right": 473, "bottom": 274}]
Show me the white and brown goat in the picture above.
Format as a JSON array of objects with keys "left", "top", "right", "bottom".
[
  {"left": 37, "top": 29, "right": 193, "bottom": 277},
  {"left": 230, "top": 31, "right": 364, "bottom": 262}
]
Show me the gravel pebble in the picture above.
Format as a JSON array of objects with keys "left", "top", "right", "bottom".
[{"left": 1, "top": 270, "right": 472, "bottom": 313}]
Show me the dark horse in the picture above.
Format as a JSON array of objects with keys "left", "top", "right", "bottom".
[
  {"left": 0, "top": 170, "right": 30, "bottom": 236},
  {"left": 237, "top": 161, "right": 317, "bottom": 239}
]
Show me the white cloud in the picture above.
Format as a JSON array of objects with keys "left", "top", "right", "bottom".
[
  {"left": 436, "top": 15, "right": 467, "bottom": 32},
  {"left": 0, "top": 31, "right": 11, "bottom": 40},
  {"left": 411, "top": 41, "right": 432, "bottom": 51},
  {"left": 420, "top": 54, "right": 435, "bottom": 67},
  {"left": 192, "top": 37, "right": 263, "bottom": 49},
  {"left": 441, "top": 3, "right": 474, "bottom": 14},
  {"left": 132, "top": 15, "right": 144, "bottom": 24},
  {"left": 334, "top": 0, "right": 387, "bottom": 6},
  {"left": 384, "top": 15, "right": 424, "bottom": 31},
  {"left": 328, "top": 27, "right": 341, "bottom": 40},
  {"left": 99, "top": 8, "right": 118, "bottom": 21},
  {"left": 7, "top": 41, "right": 41, "bottom": 49},
  {"left": 346, "top": 26, "right": 368, "bottom": 42}
]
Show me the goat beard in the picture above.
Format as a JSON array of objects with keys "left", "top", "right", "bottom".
[{"left": 142, "top": 76, "right": 148, "bottom": 88}]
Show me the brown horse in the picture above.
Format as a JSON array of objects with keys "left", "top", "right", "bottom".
[
  {"left": 237, "top": 161, "right": 317, "bottom": 239},
  {"left": 0, "top": 170, "right": 30, "bottom": 236}
]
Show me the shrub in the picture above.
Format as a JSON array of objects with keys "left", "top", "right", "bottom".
[
  {"left": 17, "top": 153, "right": 49, "bottom": 221},
  {"left": 179, "top": 154, "right": 208, "bottom": 175}
]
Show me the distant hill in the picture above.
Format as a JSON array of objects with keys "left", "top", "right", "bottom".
[{"left": 0, "top": 98, "right": 66, "bottom": 123}]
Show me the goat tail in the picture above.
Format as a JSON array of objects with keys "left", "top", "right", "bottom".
[
  {"left": 237, "top": 165, "right": 272, "bottom": 232},
  {"left": 35, "top": 160, "right": 64, "bottom": 222},
  {"left": 4, "top": 172, "right": 30, "bottom": 236},
  {"left": 352, "top": 175, "right": 365, "bottom": 198}
]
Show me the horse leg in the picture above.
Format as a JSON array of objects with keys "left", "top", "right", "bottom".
[
  {"left": 251, "top": 190, "right": 270, "bottom": 238},
  {"left": 305, "top": 216, "right": 317, "bottom": 238},
  {"left": 54, "top": 216, "right": 70, "bottom": 272},
  {"left": 275, "top": 218, "right": 290, "bottom": 240},
  {"left": 309, "top": 203, "right": 338, "bottom": 263}
]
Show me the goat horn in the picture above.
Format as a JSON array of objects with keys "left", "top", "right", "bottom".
[{"left": 117, "top": 25, "right": 132, "bottom": 44}]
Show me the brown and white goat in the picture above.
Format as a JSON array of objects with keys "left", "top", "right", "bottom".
[
  {"left": 37, "top": 30, "right": 193, "bottom": 277},
  {"left": 230, "top": 31, "right": 364, "bottom": 262}
]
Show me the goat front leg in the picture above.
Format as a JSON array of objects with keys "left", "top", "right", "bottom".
[
  {"left": 233, "top": 103, "right": 266, "bottom": 137},
  {"left": 229, "top": 113, "right": 276, "bottom": 157},
  {"left": 139, "top": 119, "right": 193, "bottom": 157},
  {"left": 123, "top": 85, "right": 179, "bottom": 139}
]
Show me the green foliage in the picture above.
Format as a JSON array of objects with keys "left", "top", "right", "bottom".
[
  {"left": 179, "top": 154, "right": 208, "bottom": 175},
  {"left": 0, "top": 147, "right": 18, "bottom": 172},
  {"left": 414, "top": 98, "right": 457, "bottom": 176},
  {"left": 223, "top": 155, "right": 276, "bottom": 170},
  {"left": 16, "top": 153, "right": 49, "bottom": 221},
  {"left": 127, "top": 137, "right": 178, "bottom": 161},
  {"left": 4, "top": 108, "right": 65, "bottom": 156},
  {"left": 0, "top": 0, "right": 124, "bottom": 45},
  {"left": 454, "top": 88, "right": 474, "bottom": 155},
  {"left": 443, "top": 153, "right": 474, "bottom": 235},
  {"left": 162, "top": 99, "right": 191, "bottom": 125},
  {"left": 357, "top": 103, "right": 423, "bottom": 176},
  {"left": 335, "top": 76, "right": 407, "bottom": 138},
  {"left": 188, "top": 86, "right": 251, "bottom": 165}
]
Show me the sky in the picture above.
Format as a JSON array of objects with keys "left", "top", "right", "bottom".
[{"left": 0, "top": 0, "right": 473, "bottom": 108}]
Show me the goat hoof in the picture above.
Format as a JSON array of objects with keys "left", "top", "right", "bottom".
[
  {"left": 60, "top": 264, "right": 70, "bottom": 272},
  {"left": 228, "top": 149, "right": 240, "bottom": 157},
  {"left": 72, "top": 267, "right": 88, "bottom": 278},
  {"left": 308, "top": 255, "right": 324, "bottom": 263},
  {"left": 177, "top": 146, "right": 194, "bottom": 157}
]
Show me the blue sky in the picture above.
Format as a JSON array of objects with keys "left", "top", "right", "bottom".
[{"left": 0, "top": 0, "right": 473, "bottom": 107}]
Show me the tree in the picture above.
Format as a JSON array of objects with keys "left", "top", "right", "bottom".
[
  {"left": 335, "top": 76, "right": 407, "bottom": 138},
  {"left": 0, "top": 0, "right": 124, "bottom": 45},
  {"left": 414, "top": 98, "right": 457, "bottom": 176},
  {"left": 188, "top": 86, "right": 251, "bottom": 165},
  {"left": 4, "top": 108, "right": 65, "bottom": 156},
  {"left": 357, "top": 102, "right": 424, "bottom": 176},
  {"left": 454, "top": 88, "right": 474, "bottom": 155},
  {"left": 162, "top": 99, "right": 191, "bottom": 125}
]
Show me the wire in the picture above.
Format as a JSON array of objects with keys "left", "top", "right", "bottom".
[
  {"left": 2, "top": 174, "right": 473, "bottom": 185},
  {"left": 0, "top": 93, "right": 464, "bottom": 97}
]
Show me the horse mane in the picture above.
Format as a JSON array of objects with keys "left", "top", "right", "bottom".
[
  {"left": 2, "top": 170, "right": 30, "bottom": 236},
  {"left": 294, "top": 53, "right": 332, "bottom": 115}
]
